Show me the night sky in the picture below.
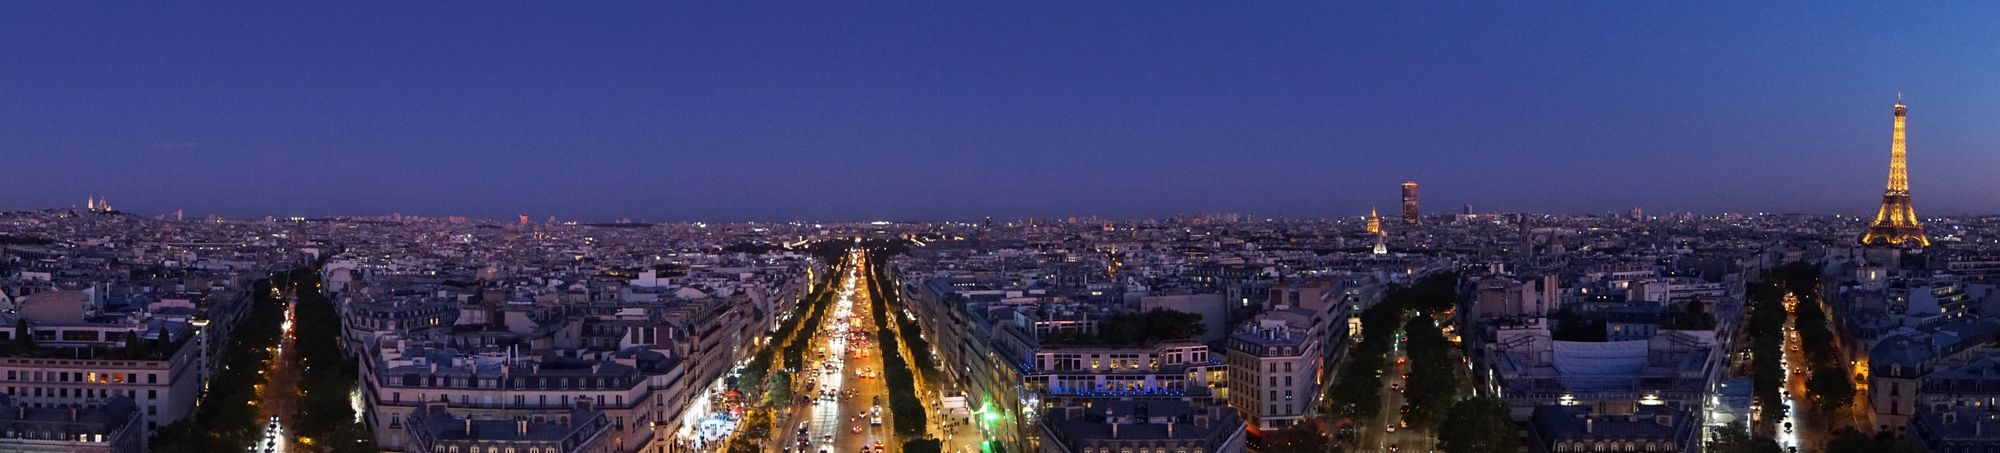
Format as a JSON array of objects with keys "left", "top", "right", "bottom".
[{"left": 5, "top": 3, "right": 1999, "bottom": 221}]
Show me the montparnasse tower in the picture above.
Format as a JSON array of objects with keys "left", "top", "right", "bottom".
[{"left": 1861, "top": 97, "right": 1930, "bottom": 247}]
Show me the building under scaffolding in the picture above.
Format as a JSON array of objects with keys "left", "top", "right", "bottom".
[{"left": 1486, "top": 325, "right": 1719, "bottom": 419}]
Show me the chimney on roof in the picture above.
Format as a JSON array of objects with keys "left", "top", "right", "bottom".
[
  {"left": 1108, "top": 408, "right": 1117, "bottom": 439},
  {"left": 464, "top": 417, "right": 473, "bottom": 436},
  {"left": 1585, "top": 417, "right": 1594, "bottom": 434},
  {"left": 519, "top": 419, "right": 529, "bottom": 437}
]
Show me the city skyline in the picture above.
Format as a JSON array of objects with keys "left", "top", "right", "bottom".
[
  {"left": 19, "top": 97, "right": 1985, "bottom": 224},
  {"left": 11, "top": 4, "right": 2000, "bottom": 453},
  {"left": 31, "top": 193, "right": 1995, "bottom": 224},
  {"left": 8, "top": 3, "right": 2000, "bottom": 220}
]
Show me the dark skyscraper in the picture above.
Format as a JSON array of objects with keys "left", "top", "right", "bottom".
[{"left": 1401, "top": 181, "right": 1420, "bottom": 225}]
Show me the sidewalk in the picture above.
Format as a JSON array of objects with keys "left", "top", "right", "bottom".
[{"left": 933, "top": 414, "right": 987, "bottom": 453}]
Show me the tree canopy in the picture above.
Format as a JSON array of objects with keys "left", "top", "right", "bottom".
[
  {"left": 901, "top": 438, "right": 944, "bottom": 453},
  {"left": 1393, "top": 272, "right": 1460, "bottom": 315},
  {"left": 1807, "top": 365, "right": 1856, "bottom": 411},
  {"left": 1402, "top": 315, "right": 1458, "bottom": 432},
  {"left": 1324, "top": 300, "right": 1403, "bottom": 422},
  {"left": 1745, "top": 266, "right": 1797, "bottom": 435},
  {"left": 1436, "top": 397, "right": 1520, "bottom": 453},
  {"left": 1826, "top": 427, "right": 1916, "bottom": 453},
  {"left": 1707, "top": 423, "right": 1783, "bottom": 453},
  {"left": 763, "top": 370, "right": 793, "bottom": 408}
]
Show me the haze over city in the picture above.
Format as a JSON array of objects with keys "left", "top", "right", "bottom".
[{"left": 7, "top": 3, "right": 2000, "bottom": 220}]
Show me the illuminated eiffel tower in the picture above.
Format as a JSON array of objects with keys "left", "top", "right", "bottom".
[{"left": 1861, "top": 98, "right": 1930, "bottom": 247}]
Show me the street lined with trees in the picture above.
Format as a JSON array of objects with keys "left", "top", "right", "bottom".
[
  {"left": 290, "top": 266, "right": 378, "bottom": 453},
  {"left": 1320, "top": 272, "right": 1470, "bottom": 452},
  {"left": 152, "top": 272, "right": 290, "bottom": 452}
]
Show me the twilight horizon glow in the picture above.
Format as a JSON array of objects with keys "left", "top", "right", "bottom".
[{"left": 4, "top": 2, "right": 2000, "bottom": 221}]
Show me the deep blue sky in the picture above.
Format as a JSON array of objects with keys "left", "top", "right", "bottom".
[{"left": 5, "top": 3, "right": 1999, "bottom": 221}]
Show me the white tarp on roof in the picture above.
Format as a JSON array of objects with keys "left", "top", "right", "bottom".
[{"left": 1552, "top": 340, "right": 1648, "bottom": 388}]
